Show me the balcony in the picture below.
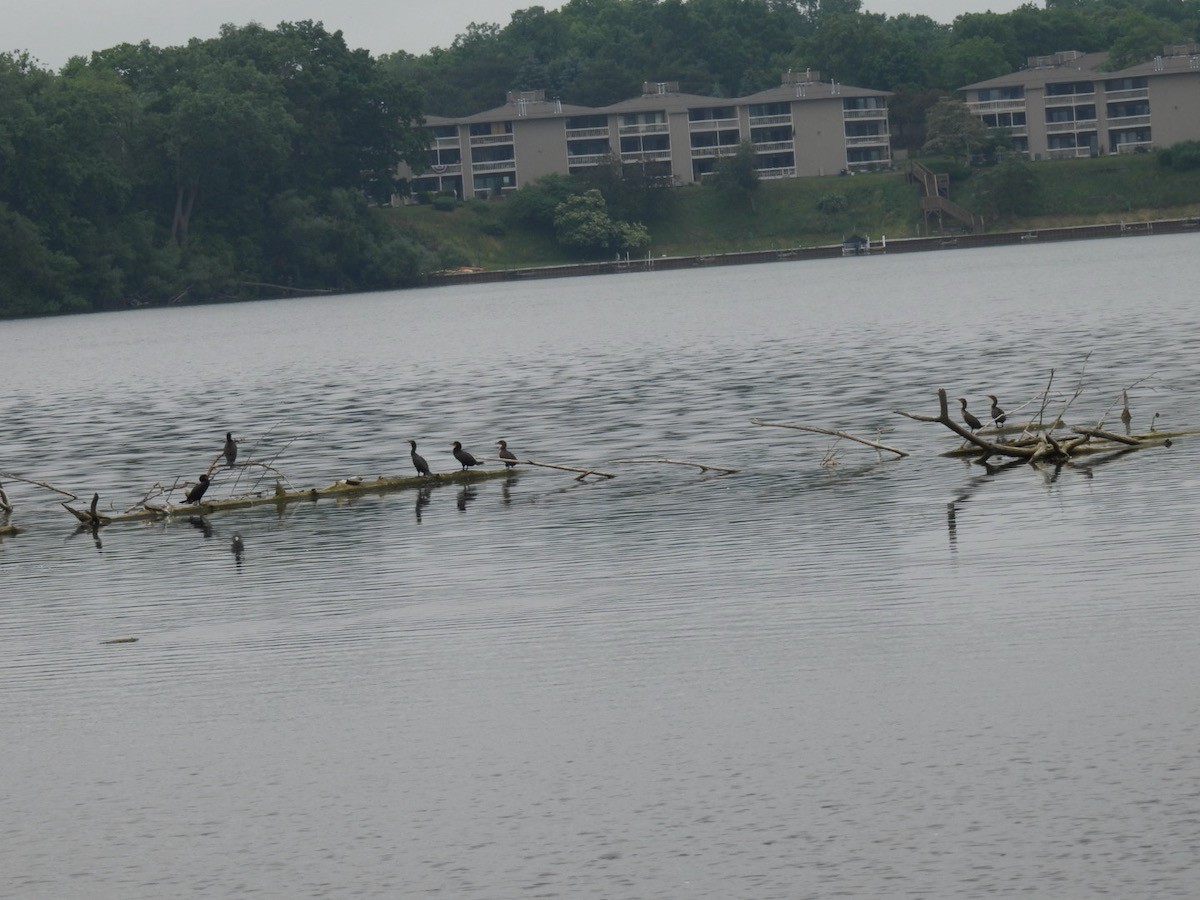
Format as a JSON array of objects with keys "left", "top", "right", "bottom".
[
  {"left": 843, "top": 108, "right": 888, "bottom": 119},
  {"left": 688, "top": 118, "right": 739, "bottom": 132},
  {"left": 618, "top": 122, "right": 669, "bottom": 136},
  {"left": 1044, "top": 92, "right": 1094, "bottom": 107},
  {"left": 968, "top": 99, "right": 1026, "bottom": 114},
  {"left": 748, "top": 114, "right": 792, "bottom": 127},
  {"left": 565, "top": 126, "right": 610, "bottom": 139},
  {"left": 1107, "top": 114, "right": 1151, "bottom": 129},
  {"left": 846, "top": 158, "right": 890, "bottom": 171},
  {"left": 471, "top": 159, "right": 516, "bottom": 172},
  {"left": 469, "top": 133, "right": 514, "bottom": 147},
  {"left": 425, "top": 163, "right": 462, "bottom": 175},
  {"left": 620, "top": 149, "right": 672, "bottom": 163},
  {"left": 1116, "top": 140, "right": 1154, "bottom": 154},
  {"left": 566, "top": 153, "right": 610, "bottom": 167},
  {"left": 845, "top": 133, "right": 890, "bottom": 146},
  {"left": 757, "top": 166, "right": 797, "bottom": 180},
  {"left": 1105, "top": 88, "right": 1149, "bottom": 102},
  {"left": 1046, "top": 146, "right": 1093, "bottom": 159},
  {"left": 1045, "top": 119, "right": 1097, "bottom": 134},
  {"left": 752, "top": 140, "right": 794, "bottom": 153},
  {"left": 433, "top": 135, "right": 461, "bottom": 147},
  {"left": 690, "top": 145, "right": 740, "bottom": 159}
]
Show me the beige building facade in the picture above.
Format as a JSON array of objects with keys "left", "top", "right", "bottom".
[
  {"left": 404, "top": 74, "right": 892, "bottom": 199},
  {"left": 961, "top": 45, "right": 1200, "bottom": 160}
]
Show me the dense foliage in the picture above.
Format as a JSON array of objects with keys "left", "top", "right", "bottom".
[
  {"left": 7, "top": 0, "right": 1200, "bottom": 316},
  {"left": 382, "top": 0, "right": 1200, "bottom": 141},
  {"left": 1, "top": 22, "right": 433, "bottom": 317}
]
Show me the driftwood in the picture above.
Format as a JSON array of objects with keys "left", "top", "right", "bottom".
[
  {"left": 63, "top": 493, "right": 111, "bottom": 527},
  {"left": 750, "top": 418, "right": 909, "bottom": 458},
  {"left": 611, "top": 458, "right": 738, "bottom": 474},
  {"left": 898, "top": 388, "right": 1182, "bottom": 462},
  {"left": 0, "top": 481, "right": 10, "bottom": 513}
]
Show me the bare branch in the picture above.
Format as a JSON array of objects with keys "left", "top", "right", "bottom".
[
  {"left": 611, "top": 457, "right": 739, "bottom": 474},
  {"left": 751, "top": 419, "right": 909, "bottom": 458}
]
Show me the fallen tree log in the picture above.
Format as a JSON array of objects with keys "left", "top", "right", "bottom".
[{"left": 61, "top": 468, "right": 519, "bottom": 527}]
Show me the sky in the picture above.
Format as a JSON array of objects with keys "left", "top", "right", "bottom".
[{"left": 6, "top": 0, "right": 1030, "bottom": 71}]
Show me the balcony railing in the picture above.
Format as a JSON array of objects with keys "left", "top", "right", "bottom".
[
  {"left": 1116, "top": 140, "right": 1154, "bottom": 154},
  {"left": 752, "top": 140, "right": 794, "bottom": 152},
  {"left": 968, "top": 99, "right": 1026, "bottom": 114},
  {"left": 620, "top": 150, "right": 672, "bottom": 162},
  {"left": 433, "top": 135, "right": 461, "bottom": 147},
  {"left": 1045, "top": 119, "right": 1097, "bottom": 134},
  {"left": 748, "top": 114, "right": 792, "bottom": 127},
  {"left": 690, "top": 145, "right": 740, "bottom": 158},
  {"left": 471, "top": 159, "right": 516, "bottom": 172},
  {"left": 846, "top": 158, "right": 890, "bottom": 170},
  {"left": 566, "top": 153, "right": 610, "bottom": 167},
  {"left": 843, "top": 108, "right": 888, "bottom": 119},
  {"left": 757, "top": 166, "right": 797, "bottom": 179},
  {"left": 618, "top": 122, "right": 669, "bottom": 135},
  {"left": 1106, "top": 114, "right": 1151, "bottom": 129},
  {"left": 565, "top": 127, "right": 610, "bottom": 139},
  {"left": 1045, "top": 146, "right": 1094, "bottom": 159},
  {"left": 1104, "top": 88, "right": 1149, "bottom": 102},
  {"left": 845, "top": 133, "right": 890, "bottom": 146},
  {"left": 469, "top": 133, "right": 513, "bottom": 146},
  {"left": 1044, "top": 92, "right": 1095, "bottom": 107},
  {"left": 688, "top": 118, "right": 739, "bottom": 132},
  {"left": 425, "top": 163, "right": 462, "bottom": 175}
]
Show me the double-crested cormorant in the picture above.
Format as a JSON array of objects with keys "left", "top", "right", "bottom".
[
  {"left": 223, "top": 432, "right": 238, "bottom": 466},
  {"left": 409, "top": 440, "right": 432, "bottom": 477},
  {"left": 231, "top": 534, "right": 244, "bottom": 556},
  {"left": 957, "top": 397, "right": 984, "bottom": 432},
  {"left": 987, "top": 394, "right": 1006, "bottom": 427},
  {"left": 1120, "top": 391, "right": 1132, "bottom": 430},
  {"left": 452, "top": 441, "right": 480, "bottom": 470},
  {"left": 183, "top": 473, "right": 211, "bottom": 504},
  {"left": 497, "top": 439, "right": 517, "bottom": 468}
]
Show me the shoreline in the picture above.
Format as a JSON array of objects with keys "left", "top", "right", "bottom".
[{"left": 427, "top": 215, "right": 1200, "bottom": 287}]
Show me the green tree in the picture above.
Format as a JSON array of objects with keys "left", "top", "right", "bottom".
[
  {"left": 711, "top": 141, "right": 761, "bottom": 210},
  {"left": 553, "top": 189, "right": 616, "bottom": 254},
  {"left": 923, "top": 97, "right": 989, "bottom": 164}
]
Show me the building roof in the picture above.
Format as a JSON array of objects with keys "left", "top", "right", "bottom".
[
  {"left": 961, "top": 51, "right": 1108, "bottom": 91},
  {"left": 598, "top": 90, "right": 730, "bottom": 114},
  {"left": 739, "top": 81, "right": 890, "bottom": 103},
  {"left": 449, "top": 98, "right": 602, "bottom": 125}
]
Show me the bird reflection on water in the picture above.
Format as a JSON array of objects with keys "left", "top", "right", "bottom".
[
  {"left": 415, "top": 485, "right": 432, "bottom": 523},
  {"left": 457, "top": 484, "right": 478, "bottom": 512}
]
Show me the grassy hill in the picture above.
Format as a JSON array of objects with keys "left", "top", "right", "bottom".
[{"left": 383, "top": 153, "right": 1200, "bottom": 272}]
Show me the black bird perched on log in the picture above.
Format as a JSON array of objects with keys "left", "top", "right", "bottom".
[
  {"left": 452, "top": 441, "right": 480, "bottom": 471},
  {"left": 223, "top": 432, "right": 238, "bottom": 466},
  {"left": 409, "top": 440, "right": 432, "bottom": 477},
  {"left": 987, "top": 394, "right": 1006, "bottom": 427},
  {"left": 497, "top": 439, "right": 517, "bottom": 468},
  {"left": 957, "top": 397, "right": 984, "bottom": 432},
  {"left": 183, "top": 473, "right": 211, "bottom": 504}
]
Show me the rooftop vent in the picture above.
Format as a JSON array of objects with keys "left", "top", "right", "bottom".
[{"left": 642, "top": 81, "right": 679, "bottom": 95}]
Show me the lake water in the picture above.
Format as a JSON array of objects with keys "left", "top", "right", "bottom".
[{"left": 3, "top": 235, "right": 1199, "bottom": 898}]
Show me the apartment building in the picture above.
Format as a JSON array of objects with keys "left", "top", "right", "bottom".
[
  {"left": 961, "top": 45, "right": 1200, "bottom": 159},
  {"left": 405, "top": 73, "right": 892, "bottom": 199}
]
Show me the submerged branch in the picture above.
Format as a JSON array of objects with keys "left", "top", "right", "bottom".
[
  {"left": 752, "top": 419, "right": 909, "bottom": 458},
  {"left": 611, "top": 457, "right": 738, "bottom": 474}
]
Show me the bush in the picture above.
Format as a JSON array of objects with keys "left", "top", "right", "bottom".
[
  {"left": 479, "top": 219, "right": 507, "bottom": 236},
  {"left": 431, "top": 195, "right": 458, "bottom": 212},
  {"left": 816, "top": 193, "right": 848, "bottom": 213},
  {"left": 1160, "top": 141, "right": 1200, "bottom": 171}
]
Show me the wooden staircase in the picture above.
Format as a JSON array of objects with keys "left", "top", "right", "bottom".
[{"left": 908, "top": 161, "right": 983, "bottom": 233}]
